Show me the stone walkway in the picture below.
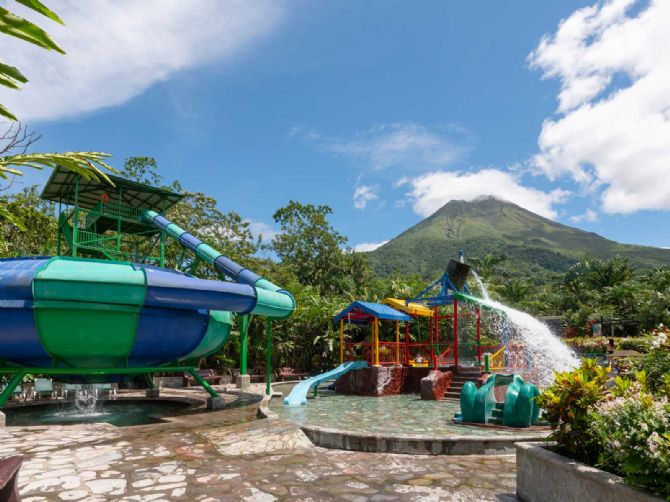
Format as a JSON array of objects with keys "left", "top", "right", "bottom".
[{"left": 0, "top": 386, "right": 519, "bottom": 501}]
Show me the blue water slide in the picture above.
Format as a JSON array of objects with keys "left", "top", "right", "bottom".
[
  {"left": 283, "top": 360, "right": 368, "bottom": 406},
  {"left": 143, "top": 211, "right": 295, "bottom": 319}
]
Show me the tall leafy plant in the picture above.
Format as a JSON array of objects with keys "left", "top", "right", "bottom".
[{"left": 536, "top": 358, "right": 610, "bottom": 463}]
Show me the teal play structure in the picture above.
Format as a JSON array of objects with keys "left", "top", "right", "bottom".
[
  {"left": 459, "top": 374, "right": 540, "bottom": 427},
  {"left": 283, "top": 360, "right": 368, "bottom": 406}
]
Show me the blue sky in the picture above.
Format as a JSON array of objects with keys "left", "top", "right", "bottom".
[{"left": 3, "top": 0, "right": 670, "bottom": 251}]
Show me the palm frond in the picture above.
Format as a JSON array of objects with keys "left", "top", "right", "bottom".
[{"left": 0, "top": 152, "right": 118, "bottom": 185}]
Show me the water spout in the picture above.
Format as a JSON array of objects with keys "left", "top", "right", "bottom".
[{"left": 470, "top": 270, "right": 490, "bottom": 301}]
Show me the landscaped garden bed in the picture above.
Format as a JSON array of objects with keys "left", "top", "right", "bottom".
[{"left": 517, "top": 328, "right": 670, "bottom": 501}]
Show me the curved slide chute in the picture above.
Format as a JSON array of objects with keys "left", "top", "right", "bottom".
[
  {"left": 283, "top": 360, "right": 368, "bottom": 406},
  {"left": 143, "top": 210, "right": 295, "bottom": 319}
]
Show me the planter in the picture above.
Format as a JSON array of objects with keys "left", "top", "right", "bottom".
[{"left": 515, "top": 442, "right": 663, "bottom": 502}]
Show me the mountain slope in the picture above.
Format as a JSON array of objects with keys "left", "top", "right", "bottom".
[{"left": 366, "top": 197, "right": 670, "bottom": 278}]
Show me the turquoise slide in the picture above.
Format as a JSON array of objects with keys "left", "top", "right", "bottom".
[{"left": 284, "top": 360, "right": 368, "bottom": 406}]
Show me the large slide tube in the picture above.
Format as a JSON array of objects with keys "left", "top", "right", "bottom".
[{"left": 143, "top": 211, "right": 295, "bottom": 319}]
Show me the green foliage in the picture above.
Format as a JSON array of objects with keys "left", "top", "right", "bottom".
[
  {"left": 0, "top": 186, "right": 56, "bottom": 256},
  {"left": 563, "top": 336, "right": 608, "bottom": 355},
  {"left": 0, "top": 151, "right": 115, "bottom": 184},
  {"left": 641, "top": 348, "right": 670, "bottom": 395},
  {"left": 616, "top": 336, "right": 653, "bottom": 353},
  {"left": 0, "top": 0, "right": 64, "bottom": 120},
  {"left": 536, "top": 359, "right": 610, "bottom": 463}
]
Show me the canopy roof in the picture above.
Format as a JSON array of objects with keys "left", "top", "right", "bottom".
[
  {"left": 333, "top": 301, "right": 411, "bottom": 325},
  {"left": 383, "top": 297, "right": 434, "bottom": 317},
  {"left": 41, "top": 167, "right": 184, "bottom": 212}
]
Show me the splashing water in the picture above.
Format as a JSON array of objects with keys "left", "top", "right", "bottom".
[
  {"left": 50, "top": 384, "right": 108, "bottom": 421},
  {"left": 73, "top": 384, "right": 99, "bottom": 413},
  {"left": 470, "top": 270, "right": 490, "bottom": 301},
  {"left": 473, "top": 296, "right": 579, "bottom": 387}
]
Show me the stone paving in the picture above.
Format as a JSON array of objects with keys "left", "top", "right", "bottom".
[{"left": 0, "top": 385, "right": 519, "bottom": 501}]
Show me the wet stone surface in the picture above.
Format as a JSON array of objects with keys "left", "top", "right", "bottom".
[{"left": 0, "top": 385, "right": 519, "bottom": 501}]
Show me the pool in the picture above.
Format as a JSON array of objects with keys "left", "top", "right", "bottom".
[
  {"left": 4, "top": 399, "right": 192, "bottom": 427},
  {"left": 269, "top": 387, "right": 521, "bottom": 437}
]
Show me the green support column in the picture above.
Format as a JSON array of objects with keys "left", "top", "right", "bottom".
[
  {"left": 188, "top": 369, "right": 220, "bottom": 398},
  {"left": 0, "top": 372, "right": 25, "bottom": 407},
  {"left": 159, "top": 229, "right": 166, "bottom": 267},
  {"left": 239, "top": 315, "right": 250, "bottom": 375},
  {"left": 266, "top": 318, "right": 272, "bottom": 396},
  {"left": 72, "top": 177, "right": 79, "bottom": 257}
]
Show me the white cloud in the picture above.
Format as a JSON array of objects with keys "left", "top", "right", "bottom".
[
  {"left": 309, "top": 122, "right": 469, "bottom": 170},
  {"left": 354, "top": 240, "right": 389, "bottom": 252},
  {"left": 529, "top": 0, "right": 670, "bottom": 214},
  {"left": 570, "top": 209, "right": 598, "bottom": 223},
  {"left": 353, "top": 184, "right": 379, "bottom": 209},
  {"left": 246, "top": 220, "right": 278, "bottom": 242},
  {"left": 0, "top": 0, "right": 285, "bottom": 122},
  {"left": 407, "top": 169, "right": 569, "bottom": 219}
]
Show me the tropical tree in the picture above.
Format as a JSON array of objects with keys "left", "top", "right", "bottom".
[
  {"left": 271, "top": 201, "right": 350, "bottom": 295},
  {"left": 0, "top": 185, "right": 56, "bottom": 256},
  {"left": 469, "top": 253, "right": 506, "bottom": 279}
]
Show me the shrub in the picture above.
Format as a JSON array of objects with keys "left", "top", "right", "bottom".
[
  {"left": 616, "top": 336, "right": 653, "bottom": 353},
  {"left": 641, "top": 348, "right": 670, "bottom": 395},
  {"left": 563, "top": 336, "right": 608, "bottom": 355},
  {"left": 590, "top": 394, "right": 670, "bottom": 498},
  {"left": 536, "top": 358, "right": 609, "bottom": 463}
]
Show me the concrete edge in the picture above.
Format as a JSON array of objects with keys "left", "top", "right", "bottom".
[
  {"left": 299, "top": 422, "right": 548, "bottom": 456},
  {"left": 257, "top": 391, "right": 282, "bottom": 420},
  {"left": 262, "top": 390, "right": 548, "bottom": 455},
  {"left": 515, "top": 442, "right": 663, "bottom": 502}
]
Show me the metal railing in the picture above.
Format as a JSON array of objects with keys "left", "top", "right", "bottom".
[
  {"left": 489, "top": 346, "right": 506, "bottom": 370},
  {"left": 87, "top": 201, "right": 145, "bottom": 222},
  {"left": 344, "top": 341, "right": 457, "bottom": 367}
]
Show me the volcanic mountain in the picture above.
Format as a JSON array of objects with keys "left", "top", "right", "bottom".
[{"left": 365, "top": 197, "right": 670, "bottom": 278}]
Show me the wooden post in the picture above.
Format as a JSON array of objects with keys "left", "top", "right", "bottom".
[
  {"left": 374, "top": 319, "right": 380, "bottom": 366},
  {"left": 395, "top": 321, "right": 400, "bottom": 364},
  {"left": 339, "top": 319, "right": 344, "bottom": 364},
  {"left": 405, "top": 320, "right": 410, "bottom": 365},
  {"left": 453, "top": 297, "right": 459, "bottom": 368}
]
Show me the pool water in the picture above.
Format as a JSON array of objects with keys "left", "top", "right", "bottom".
[
  {"left": 269, "top": 388, "right": 519, "bottom": 437},
  {"left": 4, "top": 399, "right": 191, "bottom": 427}
]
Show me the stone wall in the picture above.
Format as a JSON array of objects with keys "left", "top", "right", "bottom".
[
  {"left": 516, "top": 442, "right": 662, "bottom": 502},
  {"left": 336, "top": 366, "right": 431, "bottom": 396},
  {"left": 420, "top": 370, "right": 453, "bottom": 400}
]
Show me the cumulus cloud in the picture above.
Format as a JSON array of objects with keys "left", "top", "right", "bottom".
[
  {"left": 354, "top": 241, "right": 389, "bottom": 252},
  {"left": 570, "top": 209, "right": 598, "bottom": 223},
  {"left": 0, "top": 0, "right": 285, "bottom": 122},
  {"left": 529, "top": 0, "right": 670, "bottom": 214},
  {"left": 353, "top": 184, "right": 379, "bottom": 209},
  {"left": 246, "top": 220, "right": 278, "bottom": 242},
  {"left": 303, "top": 122, "right": 469, "bottom": 171},
  {"left": 407, "top": 169, "right": 569, "bottom": 219}
]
